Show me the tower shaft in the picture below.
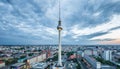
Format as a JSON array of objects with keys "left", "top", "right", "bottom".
[{"left": 58, "top": 30, "right": 62, "bottom": 66}]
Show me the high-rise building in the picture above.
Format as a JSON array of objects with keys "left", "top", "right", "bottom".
[{"left": 102, "top": 50, "right": 112, "bottom": 61}]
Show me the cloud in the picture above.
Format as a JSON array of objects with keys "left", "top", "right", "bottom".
[
  {"left": 0, "top": 0, "right": 120, "bottom": 44},
  {"left": 101, "top": 39, "right": 120, "bottom": 45},
  {"left": 91, "top": 29, "right": 120, "bottom": 40},
  {"left": 70, "top": 15, "right": 120, "bottom": 40}
]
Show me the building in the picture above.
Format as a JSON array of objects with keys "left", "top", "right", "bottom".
[
  {"left": 101, "top": 65, "right": 116, "bottom": 69},
  {"left": 77, "top": 51, "right": 84, "bottom": 58},
  {"left": 92, "top": 50, "right": 98, "bottom": 56},
  {"left": 84, "top": 55, "right": 101, "bottom": 69},
  {"left": 102, "top": 50, "right": 112, "bottom": 61},
  {"left": 69, "top": 53, "right": 76, "bottom": 59},
  {"left": 27, "top": 53, "right": 46, "bottom": 64},
  {"left": 84, "top": 49, "right": 93, "bottom": 56},
  {"left": 31, "top": 62, "right": 47, "bottom": 69},
  {"left": 0, "top": 61, "right": 5, "bottom": 68},
  {"left": 10, "top": 63, "right": 27, "bottom": 69}
]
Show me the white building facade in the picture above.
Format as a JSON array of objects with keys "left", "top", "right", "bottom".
[{"left": 102, "top": 50, "right": 112, "bottom": 61}]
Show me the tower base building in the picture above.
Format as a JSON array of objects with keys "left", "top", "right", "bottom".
[{"left": 53, "top": 65, "right": 64, "bottom": 69}]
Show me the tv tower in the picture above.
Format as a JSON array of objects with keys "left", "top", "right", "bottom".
[
  {"left": 53, "top": 0, "right": 64, "bottom": 69},
  {"left": 57, "top": 0, "right": 63, "bottom": 67}
]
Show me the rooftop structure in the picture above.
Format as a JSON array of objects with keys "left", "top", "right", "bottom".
[{"left": 31, "top": 62, "right": 47, "bottom": 69}]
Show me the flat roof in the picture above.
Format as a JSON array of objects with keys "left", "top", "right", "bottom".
[
  {"left": 11, "top": 63, "right": 25, "bottom": 67},
  {"left": 31, "top": 62, "right": 47, "bottom": 68}
]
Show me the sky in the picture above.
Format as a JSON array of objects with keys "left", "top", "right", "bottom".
[{"left": 0, "top": 0, "right": 120, "bottom": 45}]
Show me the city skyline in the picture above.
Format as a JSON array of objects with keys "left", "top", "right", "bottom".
[{"left": 0, "top": 0, "right": 120, "bottom": 45}]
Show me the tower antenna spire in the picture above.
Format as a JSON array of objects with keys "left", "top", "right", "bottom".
[{"left": 59, "top": 0, "right": 61, "bottom": 21}]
